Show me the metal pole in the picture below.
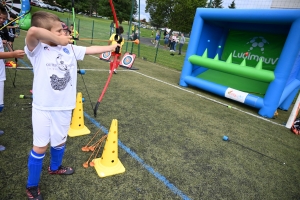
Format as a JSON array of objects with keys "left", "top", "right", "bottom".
[
  {"left": 138, "top": 0, "right": 140, "bottom": 57},
  {"left": 91, "top": 20, "right": 94, "bottom": 44},
  {"left": 208, "top": 0, "right": 213, "bottom": 8},
  {"left": 154, "top": 30, "right": 162, "bottom": 63},
  {"left": 126, "top": 0, "right": 135, "bottom": 52}
]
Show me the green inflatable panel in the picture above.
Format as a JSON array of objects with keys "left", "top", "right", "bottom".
[{"left": 19, "top": 13, "right": 31, "bottom": 30}]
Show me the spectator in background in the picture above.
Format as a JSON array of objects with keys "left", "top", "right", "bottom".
[
  {"left": 151, "top": 30, "right": 159, "bottom": 45},
  {"left": 110, "top": 21, "right": 114, "bottom": 35},
  {"left": 5, "top": 13, "right": 18, "bottom": 50},
  {"left": 131, "top": 24, "right": 135, "bottom": 33},
  {"left": 168, "top": 32, "right": 172, "bottom": 48},
  {"left": 169, "top": 33, "right": 178, "bottom": 55},
  {"left": 154, "top": 31, "right": 160, "bottom": 48},
  {"left": 163, "top": 27, "right": 167, "bottom": 39},
  {"left": 173, "top": 33, "right": 179, "bottom": 51},
  {"left": 178, "top": 33, "right": 185, "bottom": 55},
  {"left": 164, "top": 32, "right": 169, "bottom": 48}
]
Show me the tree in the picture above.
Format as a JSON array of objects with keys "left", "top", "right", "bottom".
[
  {"left": 55, "top": 0, "right": 89, "bottom": 13},
  {"left": 228, "top": 0, "right": 236, "bottom": 8},
  {"left": 56, "top": 0, "right": 136, "bottom": 23},
  {"left": 210, "top": 0, "right": 223, "bottom": 8},
  {"left": 98, "top": 0, "right": 137, "bottom": 24},
  {"left": 169, "top": 0, "right": 207, "bottom": 33},
  {"left": 146, "top": 0, "right": 174, "bottom": 28},
  {"left": 146, "top": 0, "right": 206, "bottom": 33}
]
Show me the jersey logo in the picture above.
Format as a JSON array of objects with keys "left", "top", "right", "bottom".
[
  {"left": 63, "top": 48, "right": 70, "bottom": 54},
  {"left": 49, "top": 54, "right": 72, "bottom": 91}
]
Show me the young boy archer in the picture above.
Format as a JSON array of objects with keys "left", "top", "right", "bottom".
[{"left": 24, "top": 11, "right": 119, "bottom": 200}]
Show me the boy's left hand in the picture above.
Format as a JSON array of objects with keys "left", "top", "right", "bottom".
[
  {"left": 111, "top": 44, "right": 120, "bottom": 52},
  {"left": 13, "top": 50, "right": 25, "bottom": 58}
]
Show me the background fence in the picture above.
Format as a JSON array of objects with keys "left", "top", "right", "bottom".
[{"left": 56, "top": 0, "right": 300, "bottom": 71}]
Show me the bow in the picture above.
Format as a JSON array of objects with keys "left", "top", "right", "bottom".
[
  {"left": 93, "top": 0, "right": 122, "bottom": 117},
  {"left": 71, "top": 0, "right": 77, "bottom": 45},
  {"left": 7, "top": 42, "right": 18, "bottom": 87}
]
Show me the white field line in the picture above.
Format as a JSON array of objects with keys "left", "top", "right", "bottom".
[{"left": 86, "top": 55, "right": 285, "bottom": 127}]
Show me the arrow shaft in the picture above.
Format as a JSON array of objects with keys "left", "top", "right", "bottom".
[{"left": 230, "top": 140, "right": 284, "bottom": 164}]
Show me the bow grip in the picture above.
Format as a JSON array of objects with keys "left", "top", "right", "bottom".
[{"left": 113, "top": 29, "right": 123, "bottom": 54}]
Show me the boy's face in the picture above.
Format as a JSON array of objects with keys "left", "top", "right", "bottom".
[
  {"left": 43, "top": 21, "right": 68, "bottom": 46},
  {"left": 0, "top": 13, "right": 7, "bottom": 25},
  {"left": 50, "top": 21, "right": 67, "bottom": 36}
]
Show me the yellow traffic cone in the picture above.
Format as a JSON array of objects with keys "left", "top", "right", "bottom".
[
  {"left": 94, "top": 119, "right": 125, "bottom": 177},
  {"left": 68, "top": 92, "right": 90, "bottom": 137}
]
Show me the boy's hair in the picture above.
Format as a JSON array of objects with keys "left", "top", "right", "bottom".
[
  {"left": 31, "top": 11, "right": 60, "bottom": 31},
  {"left": 0, "top": 5, "right": 7, "bottom": 16}
]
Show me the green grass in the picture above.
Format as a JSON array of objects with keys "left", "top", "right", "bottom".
[
  {"left": 1, "top": 27, "right": 300, "bottom": 199},
  {"left": 2, "top": 7, "right": 300, "bottom": 200}
]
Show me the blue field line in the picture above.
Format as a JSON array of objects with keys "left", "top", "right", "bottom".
[
  {"left": 18, "top": 58, "right": 32, "bottom": 69},
  {"left": 84, "top": 112, "right": 191, "bottom": 200}
]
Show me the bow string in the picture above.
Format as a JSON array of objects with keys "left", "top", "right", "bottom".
[{"left": 70, "top": 0, "right": 95, "bottom": 112}]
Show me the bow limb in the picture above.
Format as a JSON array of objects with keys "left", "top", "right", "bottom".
[
  {"left": 5, "top": 42, "right": 17, "bottom": 88},
  {"left": 93, "top": 0, "right": 121, "bottom": 117},
  {"left": 109, "top": 0, "right": 119, "bottom": 31},
  {"left": 71, "top": 0, "right": 77, "bottom": 45},
  {"left": 93, "top": 56, "right": 116, "bottom": 117},
  {"left": 109, "top": 0, "right": 123, "bottom": 54}
]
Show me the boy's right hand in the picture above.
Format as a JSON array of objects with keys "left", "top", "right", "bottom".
[
  {"left": 111, "top": 44, "right": 120, "bottom": 52},
  {"left": 58, "top": 35, "right": 73, "bottom": 46},
  {"left": 13, "top": 50, "right": 25, "bottom": 58}
]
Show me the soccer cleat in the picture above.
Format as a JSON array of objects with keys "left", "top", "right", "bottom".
[
  {"left": 26, "top": 186, "right": 43, "bottom": 200},
  {"left": 48, "top": 165, "right": 74, "bottom": 175},
  {"left": 113, "top": 69, "right": 117, "bottom": 74}
]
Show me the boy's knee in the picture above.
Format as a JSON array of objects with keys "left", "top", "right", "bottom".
[
  {"left": 55, "top": 142, "right": 66, "bottom": 147},
  {"left": 33, "top": 145, "right": 48, "bottom": 154}
]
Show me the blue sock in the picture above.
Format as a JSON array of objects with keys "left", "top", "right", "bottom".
[
  {"left": 0, "top": 104, "right": 4, "bottom": 112},
  {"left": 27, "top": 150, "right": 45, "bottom": 188},
  {"left": 50, "top": 144, "right": 65, "bottom": 171}
]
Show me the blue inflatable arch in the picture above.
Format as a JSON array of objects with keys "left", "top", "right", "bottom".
[{"left": 179, "top": 9, "right": 300, "bottom": 118}]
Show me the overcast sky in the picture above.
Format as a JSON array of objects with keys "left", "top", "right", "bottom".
[
  {"left": 138, "top": 0, "right": 149, "bottom": 21},
  {"left": 222, "top": 0, "right": 272, "bottom": 9},
  {"left": 139, "top": 0, "right": 274, "bottom": 22}
]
